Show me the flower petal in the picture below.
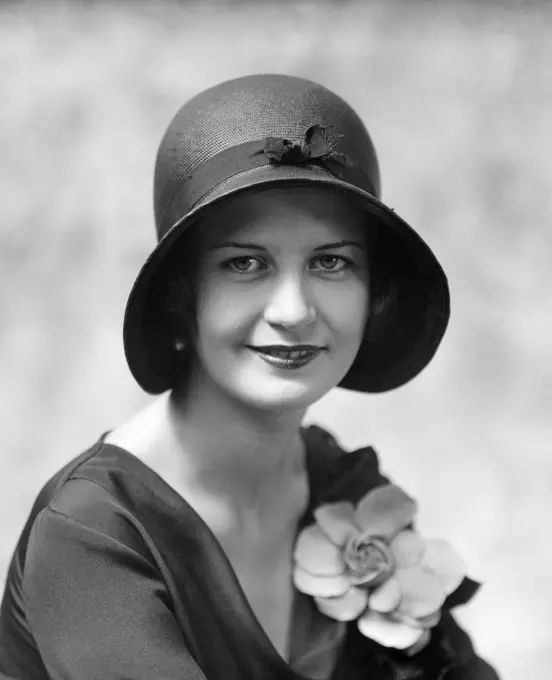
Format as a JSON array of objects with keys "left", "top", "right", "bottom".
[
  {"left": 314, "top": 501, "right": 360, "bottom": 547},
  {"left": 404, "top": 629, "right": 431, "bottom": 656},
  {"left": 314, "top": 587, "right": 369, "bottom": 621},
  {"left": 393, "top": 608, "right": 441, "bottom": 629},
  {"left": 294, "top": 525, "right": 345, "bottom": 576},
  {"left": 368, "top": 577, "right": 402, "bottom": 613},
  {"left": 416, "top": 610, "right": 442, "bottom": 629},
  {"left": 390, "top": 530, "right": 425, "bottom": 568},
  {"left": 357, "top": 610, "right": 424, "bottom": 649},
  {"left": 354, "top": 485, "right": 417, "bottom": 539},
  {"left": 293, "top": 566, "right": 351, "bottom": 597},
  {"left": 396, "top": 565, "right": 446, "bottom": 618},
  {"left": 422, "top": 539, "right": 466, "bottom": 595}
]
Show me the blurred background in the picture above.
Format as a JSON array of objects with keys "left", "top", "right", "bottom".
[{"left": 1, "top": 0, "right": 551, "bottom": 677}]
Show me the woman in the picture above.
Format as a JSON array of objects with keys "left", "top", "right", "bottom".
[{"left": 0, "top": 74, "right": 498, "bottom": 679}]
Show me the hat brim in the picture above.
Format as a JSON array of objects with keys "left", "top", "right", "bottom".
[{"left": 123, "top": 163, "right": 449, "bottom": 394}]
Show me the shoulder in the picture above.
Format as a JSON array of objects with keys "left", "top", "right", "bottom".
[
  {"left": 44, "top": 477, "right": 141, "bottom": 538},
  {"left": 18, "top": 436, "right": 161, "bottom": 568},
  {"left": 12, "top": 434, "right": 113, "bottom": 548},
  {"left": 27, "top": 478, "right": 155, "bottom": 574}
]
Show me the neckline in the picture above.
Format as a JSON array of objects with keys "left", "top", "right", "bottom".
[{"left": 97, "top": 427, "right": 328, "bottom": 675}]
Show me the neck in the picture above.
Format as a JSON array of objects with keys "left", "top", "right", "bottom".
[{"left": 166, "top": 371, "right": 308, "bottom": 524}]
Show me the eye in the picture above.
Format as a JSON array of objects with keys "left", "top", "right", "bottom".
[
  {"left": 310, "top": 255, "right": 351, "bottom": 273},
  {"left": 223, "top": 256, "right": 265, "bottom": 274}
]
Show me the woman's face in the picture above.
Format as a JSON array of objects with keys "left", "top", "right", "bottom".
[{"left": 187, "top": 186, "right": 370, "bottom": 411}]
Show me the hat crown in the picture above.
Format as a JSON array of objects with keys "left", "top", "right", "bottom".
[{"left": 153, "top": 73, "right": 381, "bottom": 239}]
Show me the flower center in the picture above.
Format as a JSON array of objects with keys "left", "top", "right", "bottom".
[{"left": 343, "top": 534, "right": 396, "bottom": 587}]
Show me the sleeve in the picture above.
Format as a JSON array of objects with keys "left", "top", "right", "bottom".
[{"left": 22, "top": 482, "right": 208, "bottom": 680}]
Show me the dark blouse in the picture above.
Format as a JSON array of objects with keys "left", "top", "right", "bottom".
[{"left": 0, "top": 425, "right": 499, "bottom": 680}]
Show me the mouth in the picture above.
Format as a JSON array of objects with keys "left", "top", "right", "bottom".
[
  {"left": 250, "top": 345, "right": 326, "bottom": 359},
  {"left": 247, "top": 344, "right": 326, "bottom": 370}
]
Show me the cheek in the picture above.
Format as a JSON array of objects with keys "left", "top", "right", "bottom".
[
  {"left": 316, "top": 281, "right": 369, "bottom": 338},
  {"left": 196, "top": 281, "right": 258, "bottom": 343}
]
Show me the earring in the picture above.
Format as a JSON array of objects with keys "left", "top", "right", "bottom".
[{"left": 174, "top": 338, "right": 186, "bottom": 352}]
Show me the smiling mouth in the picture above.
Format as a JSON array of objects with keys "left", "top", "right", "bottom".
[{"left": 251, "top": 345, "right": 324, "bottom": 359}]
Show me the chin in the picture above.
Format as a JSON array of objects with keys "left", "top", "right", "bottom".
[{"left": 230, "top": 375, "right": 335, "bottom": 412}]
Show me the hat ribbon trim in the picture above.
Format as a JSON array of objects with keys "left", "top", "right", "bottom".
[{"left": 158, "top": 128, "right": 377, "bottom": 236}]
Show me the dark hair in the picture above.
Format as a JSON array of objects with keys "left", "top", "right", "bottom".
[{"left": 145, "top": 217, "right": 400, "bottom": 390}]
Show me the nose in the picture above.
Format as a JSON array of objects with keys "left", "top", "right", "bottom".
[{"left": 263, "top": 272, "right": 316, "bottom": 330}]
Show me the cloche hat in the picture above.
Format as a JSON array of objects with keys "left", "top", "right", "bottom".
[{"left": 123, "top": 73, "right": 449, "bottom": 393}]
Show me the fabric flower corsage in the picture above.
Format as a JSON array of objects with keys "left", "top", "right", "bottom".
[{"left": 293, "top": 484, "right": 466, "bottom": 655}]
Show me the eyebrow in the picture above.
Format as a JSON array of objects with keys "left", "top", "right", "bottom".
[
  {"left": 313, "top": 240, "right": 364, "bottom": 251},
  {"left": 208, "top": 240, "right": 364, "bottom": 251}
]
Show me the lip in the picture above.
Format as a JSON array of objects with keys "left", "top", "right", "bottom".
[
  {"left": 247, "top": 345, "right": 325, "bottom": 370},
  {"left": 250, "top": 344, "right": 326, "bottom": 351}
]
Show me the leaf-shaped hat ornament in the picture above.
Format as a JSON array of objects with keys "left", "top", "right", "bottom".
[{"left": 263, "top": 125, "right": 349, "bottom": 178}]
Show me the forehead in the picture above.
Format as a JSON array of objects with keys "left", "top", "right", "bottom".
[{"left": 196, "top": 186, "right": 367, "bottom": 250}]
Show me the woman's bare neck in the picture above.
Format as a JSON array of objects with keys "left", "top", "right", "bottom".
[{"left": 105, "top": 389, "right": 309, "bottom": 533}]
